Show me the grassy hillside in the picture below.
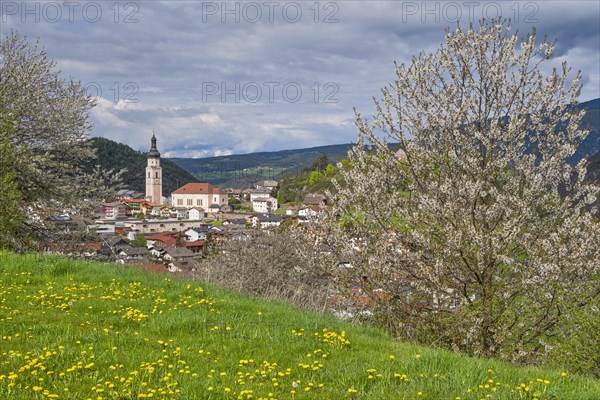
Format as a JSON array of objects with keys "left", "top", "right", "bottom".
[
  {"left": 91, "top": 137, "right": 197, "bottom": 196},
  {"left": 0, "top": 253, "right": 598, "bottom": 399}
]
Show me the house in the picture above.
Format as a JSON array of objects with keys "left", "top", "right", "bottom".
[
  {"left": 149, "top": 245, "right": 166, "bottom": 259},
  {"left": 255, "top": 180, "right": 278, "bottom": 190},
  {"left": 224, "top": 188, "right": 244, "bottom": 199},
  {"left": 115, "top": 189, "right": 145, "bottom": 200},
  {"left": 249, "top": 188, "right": 272, "bottom": 202},
  {"left": 171, "top": 182, "right": 228, "bottom": 209},
  {"left": 103, "top": 235, "right": 128, "bottom": 248},
  {"left": 303, "top": 193, "right": 327, "bottom": 207},
  {"left": 184, "top": 226, "right": 210, "bottom": 242},
  {"left": 252, "top": 214, "right": 283, "bottom": 229},
  {"left": 188, "top": 207, "right": 205, "bottom": 220},
  {"left": 160, "top": 206, "right": 172, "bottom": 218},
  {"left": 282, "top": 205, "right": 297, "bottom": 216},
  {"left": 223, "top": 218, "right": 249, "bottom": 227},
  {"left": 175, "top": 207, "right": 189, "bottom": 219},
  {"left": 207, "top": 203, "right": 222, "bottom": 214},
  {"left": 146, "top": 231, "right": 181, "bottom": 247},
  {"left": 219, "top": 204, "right": 233, "bottom": 213},
  {"left": 163, "top": 246, "right": 195, "bottom": 262},
  {"left": 185, "top": 240, "right": 205, "bottom": 253},
  {"left": 298, "top": 205, "right": 322, "bottom": 218},
  {"left": 124, "top": 219, "right": 203, "bottom": 234},
  {"left": 117, "top": 245, "right": 149, "bottom": 262},
  {"left": 121, "top": 199, "right": 147, "bottom": 216},
  {"left": 252, "top": 197, "right": 278, "bottom": 213},
  {"left": 96, "top": 202, "right": 127, "bottom": 220},
  {"left": 141, "top": 203, "right": 163, "bottom": 217}
]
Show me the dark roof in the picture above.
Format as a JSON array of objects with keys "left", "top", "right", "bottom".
[
  {"left": 255, "top": 214, "right": 283, "bottom": 222},
  {"left": 119, "top": 246, "right": 149, "bottom": 256},
  {"left": 251, "top": 188, "right": 272, "bottom": 194},
  {"left": 225, "top": 218, "right": 248, "bottom": 225},
  {"left": 303, "top": 194, "right": 326, "bottom": 205},
  {"left": 219, "top": 204, "right": 233, "bottom": 212},
  {"left": 116, "top": 189, "right": 145, "bottom": 198},
  {"left": 105, "top": 236, "right": 127, "bottom": 247},
  {"left": 48, "top": 215, "right": 71, "bottom": 221},
  {"left": 191, "top": 225, "right": 211, "bottom": 233},
  {"left": 164, "top": 246, "right": 195, "bottom": 258},
  {"left": 148, "top": 133, "right": 161, "bottom": 158}
]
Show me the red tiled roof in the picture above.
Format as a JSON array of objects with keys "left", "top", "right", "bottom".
[
  {"left": 147, "top": 231, "right": 181, "bottom": 246},
  {"left": 172, "top": 182, "right": 226, "bottom": 195}
]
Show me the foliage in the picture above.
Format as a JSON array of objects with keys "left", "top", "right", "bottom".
[
  {"left": 277, "top": 154, "right": 339, "bottom": 204},
  {"left": 1, "top": 252, "right": 597, "bottom": 399},
  {"left": 130, "top": 234, "right": 147, "bottom": 248},
  {"left": 325, "top": 21, "right": 599, "bottom": 366},
  {"left": 0, "top": 124, "right": 28, "bottom": 250},
  {"left": 195, "top": 228, "right": 333, "bottom": 310},
  {"left": 0, "top": 32, "right": 121, "bottom": 250},
  {"left": 228, "top": 197, "right": 242, "bottom": 210},
  {"left": 90, "top": 137, "right": 197, "bottom": 196}
]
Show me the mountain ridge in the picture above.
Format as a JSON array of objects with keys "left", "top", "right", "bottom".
[{"left": 168, "top": 98, "right": 599, "bottom": 188}]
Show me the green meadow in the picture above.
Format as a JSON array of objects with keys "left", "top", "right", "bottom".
[{"left": 1, "top": 253, "right": 598, "bottom": 399}]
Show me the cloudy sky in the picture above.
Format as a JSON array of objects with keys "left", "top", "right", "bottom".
[{"left": 2, "top": 1, "right": 599, "bottom": 157}]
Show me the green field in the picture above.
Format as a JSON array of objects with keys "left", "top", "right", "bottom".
[{"left": 1, "top": 253, "right": 598, "bottom": 399}]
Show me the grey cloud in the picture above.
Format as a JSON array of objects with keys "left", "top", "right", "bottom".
[{"left": 2, "top": 0, "right": 598, "bottom": 157}]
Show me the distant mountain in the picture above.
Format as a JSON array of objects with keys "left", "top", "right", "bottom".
[
  {"left": 169, "top": 98, "right": 599, "bottom": 188},
  {"left": 572, "top": 98, "right": 600, "bottom": 164},
  {"left": 169, "top": 143, "right": 354, "bottom": 188},
  {"left": 90, "top": 137, "right": 197, "bottom": 196}
]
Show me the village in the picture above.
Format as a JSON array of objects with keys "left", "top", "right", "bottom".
[{"left": 48, "top": 134, "right": 329, "bottom": 274}]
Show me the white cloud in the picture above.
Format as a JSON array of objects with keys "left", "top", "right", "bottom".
[{"left": 2, "top": 0, "right": 598, "bottom": 157}]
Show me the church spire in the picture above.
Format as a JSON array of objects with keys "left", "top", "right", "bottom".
[{"left": 148, "top": 132, "right": 160, "bottom": 158}]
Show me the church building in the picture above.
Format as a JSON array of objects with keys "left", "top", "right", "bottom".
[
  {"left": 171, "top": 182, "right": 228, "bottom": 210},
  {"left": 145, "top": 133, "right": 163, "bottom": 204}
]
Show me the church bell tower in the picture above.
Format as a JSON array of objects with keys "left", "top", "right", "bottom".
[{"left": 146, "top": 133, "right": 162, "bottom": 204}]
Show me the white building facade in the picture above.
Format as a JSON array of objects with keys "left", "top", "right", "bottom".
[
  {"left": 171, "top": 183, "right": 229, "bottom": 209},
  {"left": 252, "top": 197, "right": 278, "bottom": 213}
]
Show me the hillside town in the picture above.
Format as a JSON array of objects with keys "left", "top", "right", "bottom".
[{"left": 46, "top": 134, "right": 329, "bottom": 274}]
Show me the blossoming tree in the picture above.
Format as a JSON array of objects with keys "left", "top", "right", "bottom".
[{"left": 326, "top": 21, "right": 599, "bottom": 361}]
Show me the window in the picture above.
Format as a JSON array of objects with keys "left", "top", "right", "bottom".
[
  {"left": 155, "top": 172, "right": 159, "bottom": 178},
  {"left": 148, "top": 172, "right": 150, "bottom": 178},
  {"left": 177, "top": 199, "right": 183, "bottom": 206},
  {"left": 196, "top": 199, "right": 201, "bottom": 206},
  {"left": 187, "top": 199, "right": 193, "bottom": 206}
]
